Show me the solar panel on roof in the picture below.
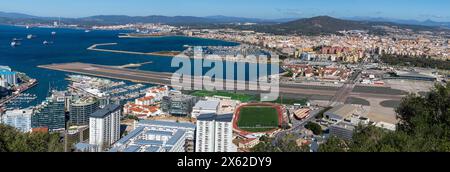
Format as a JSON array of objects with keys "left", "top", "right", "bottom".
[{"left": 123, "top": 145, "right": 141, "bottom": 152}]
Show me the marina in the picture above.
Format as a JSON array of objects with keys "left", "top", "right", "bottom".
[
  {"left": 0, "top": 80, "right": 38, "bottom": 107},
  {"left": 67, "top": 75, "right": 151, "bottom": 104},
  {"left": 4, "top": 93, "right": 38, "bottom": 109}
]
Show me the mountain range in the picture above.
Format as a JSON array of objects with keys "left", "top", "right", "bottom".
[
  {"left": 0, "top": 11, "right": 295, "bottom": 25},
  {"left": 0, "top": 11, "right": 37, "bottom": 19},
  {"left": 346, "top": 16, "right": 450, "bottom": 28},
  {"left": 225, "top": 16, "right": 449, "bottom": 36},
  {"left": 0, "top": 11, "right": 449, "bottom": 35},
  {"left": 265, "top": 16, "right": 374, "bottom": 35}
]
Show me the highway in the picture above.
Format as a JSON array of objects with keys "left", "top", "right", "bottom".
[
  {"left": 38, "top": 62, "right": 404, "bottom": 100},
  {"left": 272, "top": 108, "right": 322, "bottom": 145},
  {"left": 328, "top": 69, "right": 362, "bottom": 106}
]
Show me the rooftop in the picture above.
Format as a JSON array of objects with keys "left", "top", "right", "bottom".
[
  {"left": 3, "top": 109, "right": 33, "bottom": 116},
  {"left": 197, "top": 113, "right": 233, "bottom": 122},
  {"left": 138, "top": 120, "right": 196, "bottom": 129},
  {"left": 166, "top": 130, "right": 185, "bottom": 146},
  {"left": 90, "top": 104, "right": 121, "bottom": 118},
  {"left": 395, "top": 70, "right": 437, "bottom": 79},
  {"left": 145, "top": 130, "right": 174, "bottom": 136},
  {"left": 325, "top": 104, "right": 357, "bottom": 120},
  {"left": 0, "top": 70, "right": 16, "bottom": 75},
  {"left": 135, "top": 139, "right": 164, "bottom": 146},
  {"left": 193, "top": 100, "right": 220, "bottom": 110},
  {"left": 110, "top": 120, "right": 191, "bottom": 152},
  {"left": 332, "top": 121, "right": 356, "bottom": 130},
  {"left": 123, "top": 145, "right": 141, "bottom": 152},
  {"left": 72, "top": 96, "right": 98, "bottom": 105},
  {"left": 145, "top": 146, "right": 161, "bottom": 152}
]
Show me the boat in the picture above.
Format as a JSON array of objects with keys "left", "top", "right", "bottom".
[
  {"left": 10, "top": 41, "right": 19, "bottom": 47},
  {"left": 12, "top": 38, "right": 22, "bottom": 41},
  {"left": 85, "top": 29, "right": 91, "bottom": 33},
  {"left": 27, "top": 34, "right": 34, "bottom": 39},
  {"left": 43, "top": 40, "right": 53, "bottom": 45},
  {"left": 51, "top": 31, "right": 56, "bottom": 35},
  {"left": 10, "top": 39, "right": 21, "bottom": 47},
  {"left": 26, "top": 25, "right": 30, "bottom": 29}
]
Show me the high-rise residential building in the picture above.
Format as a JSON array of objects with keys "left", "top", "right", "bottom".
[
  {"left": 0, "top": 77, "right": 8, "bottom": 88},
  {"left": 161, "top": 93, "right": 198, "bottom": 116},
  {"left": 89, "top": 104, "right": 121, "bottom": 152},
  {"left": 109, "top": 120, "right": 196, "bottom": 152},
  {"left": 0, "top": 66, "right": 17, "bottom": 86},
  {"left": 69, "top": 97, "right": 99, "bottom": 126},
  {"left": 196, "top": 113, "right": 236, "bottom": 152},
  {"left": 32, "top": 91, "right": 67, "bottom": 132},
  {"left": 1, "top": 109, "right": 33, "bottom": 132}
]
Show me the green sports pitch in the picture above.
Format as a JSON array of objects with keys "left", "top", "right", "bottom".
[{"left": 237, "top": 106, "right": 280, "bottom": 132}]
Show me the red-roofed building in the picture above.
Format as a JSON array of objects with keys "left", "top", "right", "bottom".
[
  {"left": 32, "top": 127, "right": 49, "bottom": 133},
  {"left": 135, "top": 96, "right": 155, "bottom": 106},
  {"left": 124, "top": 103, "right": 162, "bottom": 118},
  {"left": 237, "top": 138, "right": 260, "bottom": 149},
  {"left": 145, "top": 86, "right": 169, "bottom": 102},
  {"left": 321, "top": 46, "right": 350, "bottom": 54}
]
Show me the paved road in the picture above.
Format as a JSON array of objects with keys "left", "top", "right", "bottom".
[
  {"left": 329, "top": 69, "right": 362, "bottom": 106},
  {"left": 273, "top": 108, "right": 322, "bottom": 144}
]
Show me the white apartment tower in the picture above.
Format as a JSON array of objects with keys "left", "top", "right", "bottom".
[
  {"left": 89, "top": 104, "right": 121, "bottom": 152},
  {"left": 195, "top": 113, "right": 236, "bottom": 152},
  {"left": 1, "top": 109, "right": 33, "bottom": 133}
]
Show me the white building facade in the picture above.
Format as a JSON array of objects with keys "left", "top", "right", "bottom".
[
  {"left": 196, "top": 113, "right": 236, "bottom": 152},
  {"left": 89, "top": 104, "right": 121, "bottom": 151},
  {"left": 1, "top": 109, "right": 33, "bottom": 132},
  {"left": 195, "top": 118, "right": 216, "bottom": 152},
  {"left": 214, "top": 118, "right": 234, "bottom": 152}
]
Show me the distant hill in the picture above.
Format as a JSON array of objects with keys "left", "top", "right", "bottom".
[
  {"left": 0, "top": 11, "right": 293, "bottom": 26},
  {"left": 347, "top": 16, "right": 450, "bottom": 29},
  {"left": 204, "top": 15, "right": 294, "bottom": 24},
  {"left": 205, "top": 15, "right": 266, "bottom": 23},
  {"left": 0, "top": 11, "right": 38, "bottom": 19},
  {"left": 80, "top": 15, "right": 294, "bottom": 25},
  {"left": 245, "top": 16, "right": 447, "bottom": 35},
  {"left": 0, "top": 11, "right": 447, "bottom": 35},
  {"left": 79, "top": 15, "right": 219, "bottom": 25},
  {"left": 271, "top": 16, "right": 372, "bottom": 35}
]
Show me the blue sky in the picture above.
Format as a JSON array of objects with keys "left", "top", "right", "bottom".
[{"left": 1, "top": 0, "right": 450, "bottom": 21}]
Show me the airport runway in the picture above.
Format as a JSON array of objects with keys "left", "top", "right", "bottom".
[{"left": 38, "top": 62, "right": 404, "bottom": 101}]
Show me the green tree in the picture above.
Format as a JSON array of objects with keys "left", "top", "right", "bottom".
[
  {"left": 318, "top": 136, "right": 348, "bottom": 152},
  {"left": 305, "top": 122, "right": 323, "bottom": 135},
  {"left": 0, "top": 124, "right": 63, "bottom": 152},
  {"left": 251, "top": 134, "right": 309, "bottom": 152},
  {"left": 319, "top": 83, "right": 450, "bottom": 152}
]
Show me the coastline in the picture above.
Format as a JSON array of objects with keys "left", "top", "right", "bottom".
[
  {"left": 87, "top": 43, "right": 182, "bottom": 57},
  {"left": 87, "top": 43, "right": 279, "bottom": 64},
  {"left": 87, "top": 38, "right": 278, "bottom": 64}
]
